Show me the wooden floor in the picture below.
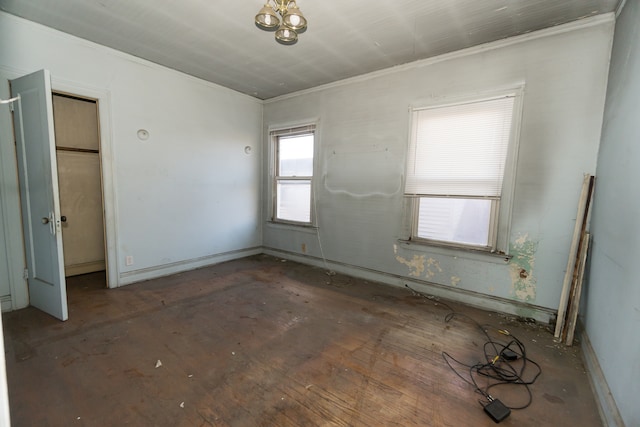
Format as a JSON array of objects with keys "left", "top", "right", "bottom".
[{"left": 2, "top": 255, "right": 602, "bottom": 426}]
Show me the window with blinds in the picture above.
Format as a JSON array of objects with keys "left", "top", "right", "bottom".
[
  {"left": 405, "top": 93, "right": 518, "bottom": 250},
  {"left": 271, "top": 125, "right": 315, "bottom": 224}
]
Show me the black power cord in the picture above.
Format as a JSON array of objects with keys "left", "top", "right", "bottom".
[
  {"left": 442, "top": 312, "right": 542, "bottom": 422},
  {"left": 405, "top": 284, "right": 542, "bottom": 422}
]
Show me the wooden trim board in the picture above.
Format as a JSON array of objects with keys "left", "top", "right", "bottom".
[{"left": 555, "top": 174, "right": 594, "bottom": 339}]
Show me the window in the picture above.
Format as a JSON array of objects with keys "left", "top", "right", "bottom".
[
  {"left": 271, "top": 125, "right": 316, "bottom": 224},
  {"left": 405, "top": 92, "right": 520, "bottom": 251}
]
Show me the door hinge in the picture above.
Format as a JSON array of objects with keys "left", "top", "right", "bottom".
[{"left": 23, "top": 268, "right": 28, "bottom": 280}]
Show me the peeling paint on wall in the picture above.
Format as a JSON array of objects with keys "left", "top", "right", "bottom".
[
  {"left": 425, "top": 258, "right": 443, "bottom": 278},
  {"left": 450, "top": 276, "right": 461, "bottom": 287},
  {"left": 394, "top": 245, "right": 444, "bottom": 281},
  {"left": 509, "top": 233, "right": 538, "bottom": 302},
  {"left": 394, "top": 245, "right": 426, "bottom": 277}
]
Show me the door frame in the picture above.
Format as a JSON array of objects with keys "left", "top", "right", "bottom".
[
  {"left": 50, "top": 79, "right": 119, "bottom": 290},
  {"left": 53, "top": 91, "right": 108, "bottom": 278}
]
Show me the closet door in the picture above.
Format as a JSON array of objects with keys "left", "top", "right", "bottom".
[{"left": 11, "top": 69, "right": 68, "bottom": 321}]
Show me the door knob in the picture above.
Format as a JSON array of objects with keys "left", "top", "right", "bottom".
[
  {"left": 41, "top": 217, "right": 49, "bottom": 224},
  {"left": 61, "top": 216, "right": 67, "bottom": 222}
]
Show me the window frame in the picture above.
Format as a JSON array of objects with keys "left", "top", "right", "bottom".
[
  {"left": 269, "top": 123, "right": 317, "bottom": 226},
  {"left": 405, "top": 87, "right": 524, "bottom": 254}
]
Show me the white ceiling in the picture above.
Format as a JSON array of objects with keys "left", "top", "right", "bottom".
[{"left": 0, "top": 0, "right": 621, "bottom": 100}]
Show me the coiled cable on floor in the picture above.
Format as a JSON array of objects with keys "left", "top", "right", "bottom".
[{"left": 405, "top": 283, "right": 541, "bottom": 410}]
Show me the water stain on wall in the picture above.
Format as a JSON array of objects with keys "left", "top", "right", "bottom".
[
  {"left": 509, "top": 233, "right": 538, "bottom": 302},
  {"left": 323, "top": 145, "right": 403, "bottom": 197}
]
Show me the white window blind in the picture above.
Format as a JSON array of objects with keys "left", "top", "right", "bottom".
[
  {"left": 405, "top": 95, "right": 515, "bottom": 197},
  {"left": 272, "top": 124, "right": 316, "bottom": 139}
]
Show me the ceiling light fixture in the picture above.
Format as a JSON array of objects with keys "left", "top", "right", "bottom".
[{"left": 255, "top": 0, "right": 307, "bottom": 45}]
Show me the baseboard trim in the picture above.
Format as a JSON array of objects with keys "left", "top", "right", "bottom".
[
  {"left": 580, "top": 329, "right": 625, "bottom": 427},
  {"left": 65, "top": 261, "right": 106, "bottom": 277},
  {"left": 263, "top": 247, "right": 556, "bottom": 323},
  {"left": 118, "top": 247, "right": 262, "bottom": 286},
  {"left": 0, "top": 296, "right": 12, "bottom": 313},
  {"left": 7, "top": 245, "right": 556, "bottom": 323}
]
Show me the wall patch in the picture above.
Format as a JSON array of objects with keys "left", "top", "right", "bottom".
[
  {"left": 394, "top": 245, "right": 426, "bottom": 277},
  {"left": 509, "top": 234, "right": 538, "bottom": 302},
  {"left": 426, "top": 258, "right": 443, "bottom": 279}
]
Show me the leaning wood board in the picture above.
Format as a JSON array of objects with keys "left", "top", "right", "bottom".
[
  {"left": 554, "top": 174, "right": 594, "bottom": 339},
  {"left": 564, "top": 232, "right": 591, "bottom": 345}
]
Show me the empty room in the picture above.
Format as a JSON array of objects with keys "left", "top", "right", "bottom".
[{"left": 0, "top": 0, "right": 638, "bottom": 425}]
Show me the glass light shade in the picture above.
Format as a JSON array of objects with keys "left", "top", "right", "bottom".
[
  {"left": 275, "top": 25, "right": 298, "bottom": 45},
  {"left": 255, "top": 4, "right": 280, "bottom": 31},
  {"left": 282, "top": 4, "right": 307, "bottom": 30}
]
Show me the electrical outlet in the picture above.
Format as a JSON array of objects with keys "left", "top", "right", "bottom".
[{"left": 125, "top": 255, "right": 134, "bottom": 266}]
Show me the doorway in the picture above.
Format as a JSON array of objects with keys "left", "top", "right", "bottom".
[{"left": 52, "top": 92, "right": 106, "bottom": 281}]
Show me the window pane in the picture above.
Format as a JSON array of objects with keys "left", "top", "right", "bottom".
[
  {"left": 417, "top": 197, "right": 492, "bottom": 247},
  {"left": 278, "top": 134, "right": 314, "bottom": 177},
  {"left": 277, "top": 180, "right": 311, "bottom": 223}
]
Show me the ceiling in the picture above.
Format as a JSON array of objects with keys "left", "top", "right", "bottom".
[{"left": 0, "top": 0, "right": 621, "bottom": 100}]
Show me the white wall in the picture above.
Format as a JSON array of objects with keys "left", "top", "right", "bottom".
[
  {"left": 586, "top": 0, "right": 640, "bottom": 425},
  {"left": 0, "top": 11, "right": 263, "bottom": 308},
  {"left": 263, "top": 16, "right": 615, "bottom": 320}
]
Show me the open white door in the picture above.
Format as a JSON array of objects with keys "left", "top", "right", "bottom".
[{"left": 10, "top": 69, "right": 68, "bottom": 321}]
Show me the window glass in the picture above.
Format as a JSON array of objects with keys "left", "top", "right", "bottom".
[
  {"left": 276, "top": 180, "right": 311, "bottom": 223},
  {"left": 417, "top": 197, "right": 492, "bottom": 246},
  {"left": 278, "top": 135, "right": 314, "bottom": 177},
  {"left": 272, "top": 127, "right": 315, "bottom": 224}
]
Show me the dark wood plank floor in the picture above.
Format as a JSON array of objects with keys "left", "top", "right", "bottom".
[{"left": 2, "top": 255, "right": 602, "bottom": 426}]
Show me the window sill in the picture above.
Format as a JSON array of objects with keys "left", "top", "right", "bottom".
[
  {"left": 266, "top": 221, "right": 318, "bottom": 234},
  {"left": 396, "top": 239, "right": 512, "bottom": 264}
]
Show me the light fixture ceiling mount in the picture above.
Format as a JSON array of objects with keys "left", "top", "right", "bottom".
[{"left": 255, "top": 0, "right": 307, "bottom": 45}]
